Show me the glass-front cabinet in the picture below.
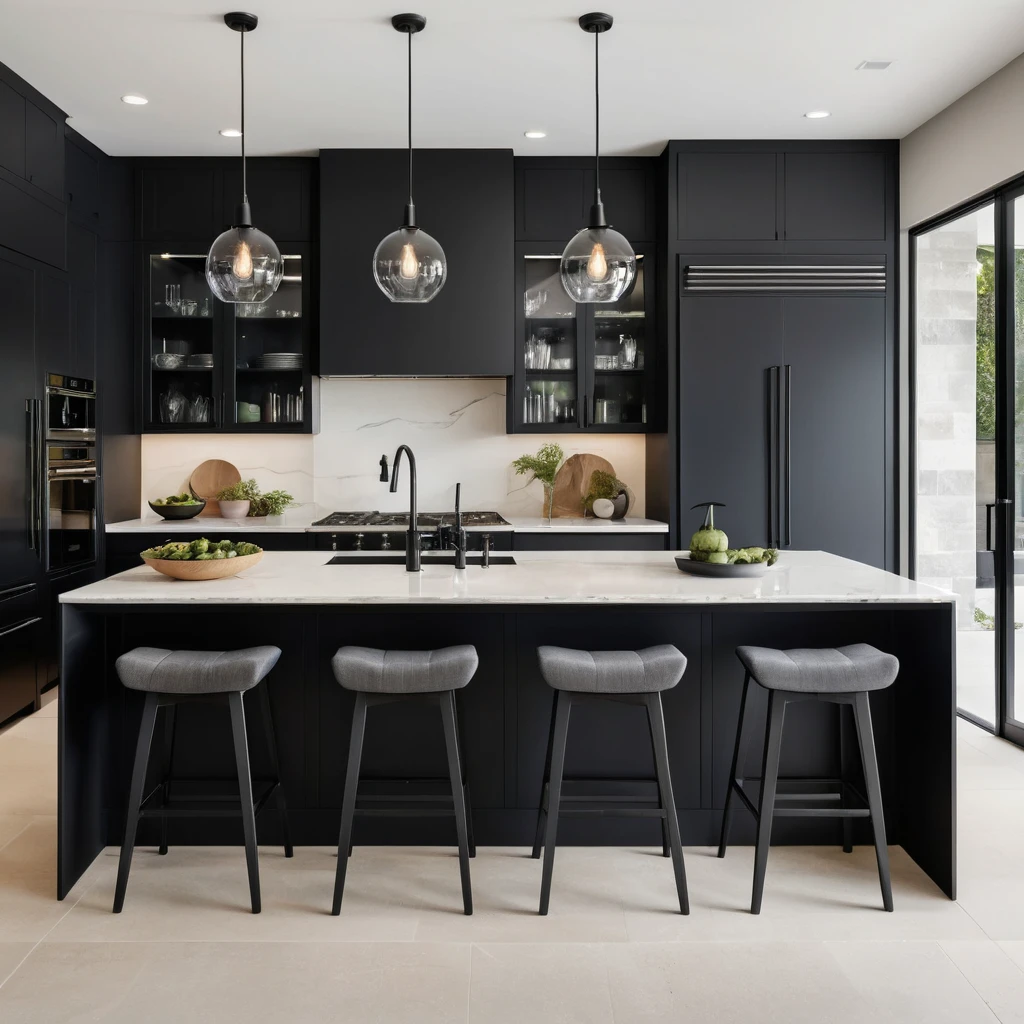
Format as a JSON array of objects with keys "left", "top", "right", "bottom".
[
  {"left": 510, "top": 246, "right": 652, "bottom": 432},
  {"left": 144, "top": 248, "right": 315, "bottom": 433}
]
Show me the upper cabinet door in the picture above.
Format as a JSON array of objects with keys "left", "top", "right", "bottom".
[
  {"left": 65, "top": 138, "right": 100, "bottom": 223},
  {"left": 24, "top": 101, "right": 64, "bottom": 200},
  {"left": 139, "top": 164, "right": 218, "bottom": 240},
  {"left": 221, "top": 160, "right": 312, "bottom": 242},
  {"left": 319, "top": 149, "right": 514, "bottom": 377},
  {"left": 677, "top": 152, "right": 777, "bottom": 241},
  {"left": 583, "top": 166, "right": 655, "bottom": 242},
  {"left": 518, "top": 167, "right": 587, "bottom": 241},
  {"left": 783, "top": 152, "right": 887, "bottom": 242},
  {"left": 0, "top": 80, "right": 26, "bottom": 178}
]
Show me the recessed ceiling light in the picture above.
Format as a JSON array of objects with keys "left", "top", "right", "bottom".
[
  {"left": 804, "top": 110, "right": 831, "bottom": 119},
  {"left": 219, "top": 128, "right": 242, "bottom": 137},
  {"left": 856, "top": 60, "right": 892, "bottom": 71},
  {"left": 524, "top": 130, "right": 547, "bottom": 139},
  {"left": 121, "top": 94, "right": 148, "bottom": 105}
]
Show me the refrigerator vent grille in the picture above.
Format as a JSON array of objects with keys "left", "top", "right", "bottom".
[{"left": 683, "top": 265, "right": 886, "bottom": 293}]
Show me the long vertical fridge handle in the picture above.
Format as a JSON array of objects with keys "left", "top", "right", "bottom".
[
  {"left": 26, "top": 399, "right": 41, "bottom": 555},
  {"left": 767, "top": 367, "right": 779, "bottom": 548},
  {"left": 784, "top": 364, "right": 792, "bottom": 547}
]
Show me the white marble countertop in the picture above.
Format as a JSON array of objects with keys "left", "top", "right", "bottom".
[
  {"left": 105, "top": 514, "right": 668, "bottom": 535},
  {"left": 62, "top": 550, "right": 954, "bottom": 606}
]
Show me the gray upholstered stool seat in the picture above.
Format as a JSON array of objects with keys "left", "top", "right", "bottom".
[
  {"left": 331, "top": 645, "right": 478, "bottom": 694},
  {"left": 537, "top": 645, "right": 686, "bottom": 694},
  {"left": 736, "top": 644, "right": 898, "bottom": 694},
  {"left": 115, "top": 646, "right": 281, "bottom": 695}
]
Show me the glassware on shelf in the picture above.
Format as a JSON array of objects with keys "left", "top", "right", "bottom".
[
  {"left": 200, "top": 297, "right": 210, "bottom": 317},
  {"left": 159, "top": 387, "right": 186, "bottom": 423},
  {"left": 594, "top": 398, "right": 621, "bottom": 425},
  {"left": 188, "top": 395, "right": 211, "bottom": 423},
  {"left": 180, "top": 299, "right": 199, "bottom": 317},
  {"left": 164, "top": 284, "right": 181, "bottom": 313},
  {"left": 594, "top": 353, "right": 619, "bottom": 370},
  {"left": 524, "top": 288, "right": 549, "bottom": 317},
  {"left": 618, "top": 334, "right": 637, "bottom": 369},
  {"left": 524, "top": 335, "right": 552, "bottom": 371}
]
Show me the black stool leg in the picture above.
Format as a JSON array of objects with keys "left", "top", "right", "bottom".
[
  {"left": 333, "top": 691, "right": 367, "bottom": 915},
  {"left": 112, "top": 692, "right": 159, "bottom": 913},
  {"left": 441, "top": 691, "right": 473, "bottom": 915},
  {"left": 257, "top": 681, "right": 293, "bottom": 858},
  {"left": 853, "top": 691, "right": 894, "bottom": 912},
  {"left": 647, "top": 693, "right": 689, "bottom": 914},
  {"left": 751, "top": 690, "right": 786, "bottom": 915},
  {"left": 532, "top": 689, "right": 558, "bottom": 859},
  {"left": 158, "top": 704, "right": 177, "bottom": 856},
  {"left": 228, "top": 692, "right": 261, "bottom": 915},
  {"left": 838, "top": 703, "right": 853, "bottom": 854},
  {"left": 718, "top": 672, "right": 751, "bottom": 858},
  {"left": 451, "top": 694, "right": 475, "bottom": 858},
  {"left": 538, "top": 690, "right": 571, "bottom": 915}
]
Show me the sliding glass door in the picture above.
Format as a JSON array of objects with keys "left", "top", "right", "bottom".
[
  {"left": 914, "top": 182, "right": 1024, "bottom": 745},
  {"left": 914, "top": 204, "right": 997, "bottom": 727}
]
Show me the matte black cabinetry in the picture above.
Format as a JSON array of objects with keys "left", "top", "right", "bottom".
[
  {"left": 137, "top": 162, "right": 219, "bottom": 241},
  {"left": 25, "top": 101, "right": 64, "bottom": 200},
  {"left": 318, "top": 148, "right": 514, "bottom": 377},
  {"left": 676, "top": 151, "right": 778, "bottom": 242},
  {"left": 0, "top": 79, "right": 26, "bottom": 177}
]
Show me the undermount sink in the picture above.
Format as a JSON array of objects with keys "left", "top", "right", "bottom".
[{"left": 326, "top": 553, "right": 516, "bottom": 566}]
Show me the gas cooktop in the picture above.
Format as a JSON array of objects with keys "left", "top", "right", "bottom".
[{"left": 312, "top": 511, "right": 511, "bottom": 529}]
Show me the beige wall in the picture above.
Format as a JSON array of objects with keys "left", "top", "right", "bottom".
[{"left": 900, "top": 51, "right": 1024, "bottom": 573}]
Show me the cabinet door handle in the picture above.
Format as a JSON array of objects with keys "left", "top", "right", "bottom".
[
  {"left": 582, "top": 393, "right": 589, "bottom": 429},
  {"left": 766, "top": 367, "right": 779, "bottom": 547},
  {"left": 783, "top": 364, "right": 791, "bottom": 547},
  {"left": 0, "top": 616, "right": 42, "bottom": 641}
]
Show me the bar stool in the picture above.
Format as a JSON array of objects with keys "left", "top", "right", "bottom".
[
  {"left": 112, "top": 646, "right": 292, "bottom": 915},
  {"left": 718, "top": 643, "right": 899, "bottom": 914},
  {"left": 331, "top": 645, "right": 478, "bottom": 916},
  {"left": 532, "top": 645, "right": 689, "bottom": 916}
]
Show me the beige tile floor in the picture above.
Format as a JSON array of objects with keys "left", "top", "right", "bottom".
[{"left": 1, "top": 696, "right": 1024, "bottom": 1022}]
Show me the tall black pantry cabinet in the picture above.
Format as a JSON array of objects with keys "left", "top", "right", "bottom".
[{"left": 656, "top": 141, "right": 897, "bottom": 569}]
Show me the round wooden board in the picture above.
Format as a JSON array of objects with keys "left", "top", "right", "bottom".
[
  {"left": 141, "top": 551, "right": 263, "bottom": 581},
  {"left": 189, "top": 459, "right": 241, "bottom": 517},
  {"left": 551, "top": 453, "right": 615, "bottom": 518}
]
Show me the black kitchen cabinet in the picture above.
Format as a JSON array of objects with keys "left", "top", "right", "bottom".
[
  {"left": 678, "top": 280, "right": 889, "bottom": 566},
  {"left": 0, "top": 177, "right": 65, "bottom": 269},
  {"left": 25, "top": 100, "right": 64, "bottom": 200},
  {"left": 0, "top": 598, "right": 40, "bottom": 724},
  {"left": 669, "top": 142, "right": 896, "bottom": 251},
  {"left": 65, "top": 136, "right": 100, "bottom": 225},
  {"left": 509, "top": 245, "right": 655, "bottom": 433},
  {"left": 68, "top": 221, "right": 98, "bottom": 380},
  {"left": 0, "top": 79, "right": 25, "bottom": 177},
  {"left": 513, "top": 532, "right": 667, "bottom": 551},
  {"left": 516, "top": 157, "right": 656, "bottom": 243},
  {"left": 142, "top": 245, "right": 317, "bottom": 433},
  {"left": 783, "top": 152, "right": 887, "bottom": 242},
  {"left": 221, "top": 158, "right": 314, "bottom": 243},
  {"left": 676, "top": 151, "right": 778, "bottom": 242},
  {"left": 137, "top": 162, "right": 219, "bottom": 240},
  {"left": 34, "top": 265, "right": 71, "bottom": 380},
  {"left": 318, "top": 148, "right": 514, "bottom": 377}
]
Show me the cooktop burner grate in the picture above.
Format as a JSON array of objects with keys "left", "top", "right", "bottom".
[{"left": 312, "top": 510, "right": 511, "bottom": 529}]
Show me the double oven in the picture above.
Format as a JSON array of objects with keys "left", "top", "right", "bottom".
[{"left": 35, "top": 374, "right": 98, "bottom": 573}]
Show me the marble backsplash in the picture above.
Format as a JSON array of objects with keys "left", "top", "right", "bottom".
[{"left": 140, "top": 378, "right": 647, "bottom": 518}]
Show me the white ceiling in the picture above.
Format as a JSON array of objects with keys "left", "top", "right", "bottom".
[{"left": 2, "top": 0, "right": 1024, "bottom": 157}]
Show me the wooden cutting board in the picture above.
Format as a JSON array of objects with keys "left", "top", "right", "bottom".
[
  {"left": 190, "top": 459, "right": 241, "bottom": 517},
  {"left": 550, "top": 453, "right": 615, "bottom": 518}
]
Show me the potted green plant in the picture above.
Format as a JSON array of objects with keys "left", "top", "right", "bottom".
[
  {"left": 512, "top": 443, "right": 564, "bottom": 523},
  {"left": 583, "top": 469, "right": 629, "bottom": 519},
  {"left": 216, "top": 478, "right": 258, "bottom": 519}
]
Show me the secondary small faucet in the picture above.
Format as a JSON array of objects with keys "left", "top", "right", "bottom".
[{"left": 385, "top": 446, "right": 420, "bottom": 572}]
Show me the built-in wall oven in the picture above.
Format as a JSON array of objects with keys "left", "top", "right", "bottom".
[{"left": 38, "top": 375, "right": 98, "bottom": 572}]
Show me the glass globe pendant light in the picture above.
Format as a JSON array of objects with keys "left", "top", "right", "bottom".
[
  {"left": 206, "top": 12, "right": 284, "bottom": 304},
  {"left": 372, "top": 13, "right": 447, "bottom": 303},
  {"left": 560, "top": 13, "right": 636, "bottom": 303}
]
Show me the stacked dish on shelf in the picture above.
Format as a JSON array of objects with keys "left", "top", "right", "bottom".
[{"left": 247, "top": 352, "right": 303, "bottom": 370}]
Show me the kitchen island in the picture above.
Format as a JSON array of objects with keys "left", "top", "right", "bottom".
[{"left": 58, "top": 550, "right": 955, "bottom": 901}]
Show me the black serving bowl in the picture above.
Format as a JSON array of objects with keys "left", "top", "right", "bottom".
[{"left": 149, "top": 499, "right": 206, "bottom": 520}]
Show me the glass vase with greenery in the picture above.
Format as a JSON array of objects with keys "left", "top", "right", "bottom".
[{"left": 512, "top": 443, "right": 564, "bottom": 523}]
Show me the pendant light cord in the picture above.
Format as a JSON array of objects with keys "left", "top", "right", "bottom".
[
  {"left": 240, "top": 27, "right": 247, "bottom": 203},
  {"left": 407, "top": 28, "right": 414, "bottom": 207},
  {"left": 594, "top": 28, "right": 600, "bottom": 205}
]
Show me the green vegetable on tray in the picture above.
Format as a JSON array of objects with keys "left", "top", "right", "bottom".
[
  {"left": 140, "top": 539, "right": 263, "bottom": 561},
  {"left": 688, "top": 502, "right": 778, "bottom": 566},
  {"left": 150, "top": 493, "right": 202, "bottom": 506}
]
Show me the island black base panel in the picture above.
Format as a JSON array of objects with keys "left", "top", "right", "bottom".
[{"left": 59, "top": 603, "right": 955, "bottom": 902}]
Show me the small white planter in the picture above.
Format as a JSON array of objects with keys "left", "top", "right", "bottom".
[{"left": 219, "top": 499, "right": 251, "bottom": 519}]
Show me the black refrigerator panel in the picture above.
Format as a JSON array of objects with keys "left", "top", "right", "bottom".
[
  {"left": 0, "top": 251, "right": 41, "bottom": 588},
  {"left": 782, "top": 296, "right": 887, "bottom": 568},
  {"left": 0, "top": 585, "right": 39, "bottom": 723},
  {"left": 678, "top": 295, "right": 784, "bottom": 550}
]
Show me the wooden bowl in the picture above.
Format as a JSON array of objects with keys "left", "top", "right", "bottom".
[{"left": 141, "top": 551, "right": 263, "bottom": 581}]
